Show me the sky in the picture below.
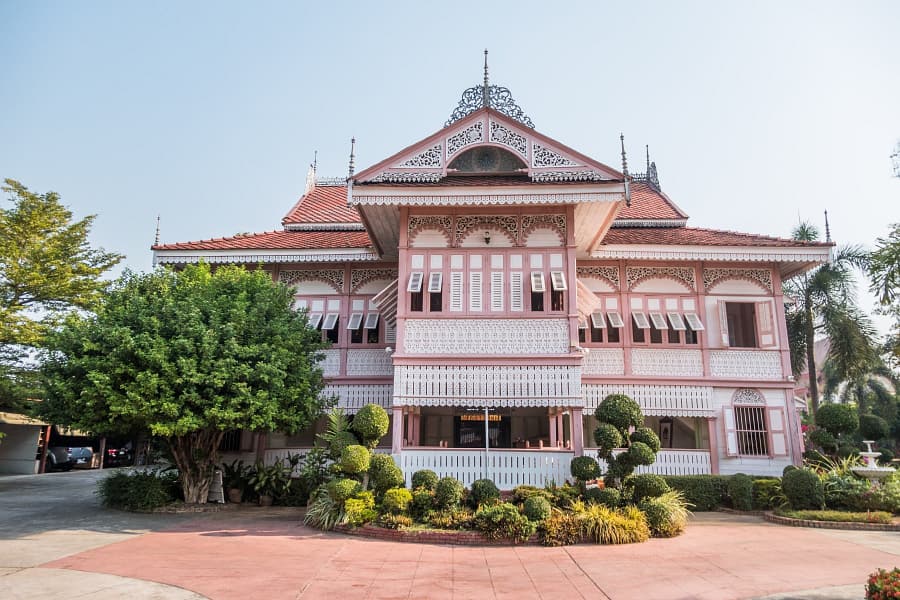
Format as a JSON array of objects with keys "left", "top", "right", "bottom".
[{"left": 1, "top": 0, "right": 898, "bottom": 333}]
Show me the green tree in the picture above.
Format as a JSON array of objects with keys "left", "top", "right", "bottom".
[
  {"left": 40, "top": 263, "right": 327, "bottom": 503},
  {"left": 869, "top": 223, "right": 900, "bottom": 367},
  {"left": 784, "top": 222, "right": 871, "bottom": 414},
  {"left": 0, "top": 179, "right": 122, "bottom": 411}
]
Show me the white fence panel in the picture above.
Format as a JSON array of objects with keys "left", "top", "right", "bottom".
[
  {"left": 397, "top": 450, "right": 573, "bottom": 490},
  {"left": 588, "top": 449, "right": 711, "bottom": 476}
]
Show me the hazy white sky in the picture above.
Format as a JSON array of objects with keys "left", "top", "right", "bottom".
[{"left": 2, "top": 1, "right": 898, "bottom": 331}]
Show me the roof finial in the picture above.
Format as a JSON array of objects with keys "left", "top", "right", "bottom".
[
  {"left": 347, "top": 137, "right": 356, "bottom": 179},
  {"left": 824, "top": 209, "right": 831, "bottom": 243},
  {"left": 483, "top": 49, "right": 490, "bottom": 108},
  {"left": 154, "top": 214, "right": 160, "bottom": 246},
  {"left": 312, "top": 150, "right": 318, "bottom": 173},
  {"left": 620, "top": 133, "right": 629, "bottom": 176},
  {"left": 645, "top": 144, "right": 651, "bottom": 173}
]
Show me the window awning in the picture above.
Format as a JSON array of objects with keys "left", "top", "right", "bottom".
[{"left": 372, "top": 278, "right": 399, "bottom": 327}]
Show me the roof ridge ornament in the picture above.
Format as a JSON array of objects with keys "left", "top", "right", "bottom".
[
  {"left": 632, "top": 144, "right": 661, "bottom": 191},
  {"left": 445, "top": 51, "right": 534, "bottom": 129}
]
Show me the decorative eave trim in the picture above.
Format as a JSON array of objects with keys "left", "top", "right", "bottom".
[
  {"left": 153, "top": 249, "right": 379, "bottom": 266},
  {"left": 612, "top": 219, "right": 687, "bottom": 228},
  {"left": 284, "top": 222, "right": 366, "bottom": 231},
  {"left": 591, "top": 244, "right": 832, "bottom": 264},
  {"left": 351, "top": 191, "right": 625, "bottom": 207}
]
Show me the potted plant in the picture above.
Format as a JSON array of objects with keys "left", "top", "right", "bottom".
[
  {"left": 249, "top": 460, "right": 292, "bottom": 506},
  {"left": 221, "top": 459, "right": 250, "bottom": 504}
]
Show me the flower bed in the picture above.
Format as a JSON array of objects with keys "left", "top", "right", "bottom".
[{"left": 765, "top": 510, "right": 900, "bottom": 531}]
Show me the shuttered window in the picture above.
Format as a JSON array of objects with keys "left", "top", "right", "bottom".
[
  {"left": 607, "top": 311, "right": 624, "bottom": 328},
  {"left": 509, "top": 271, "right": 523, "bottom": 311},
  {"left": 632, "top": 311, "right": 651, "bottom": 329},
  {"left": 449, "top": 272, "right": 464, "bottom": 311},
  {"left": 667, "top": 312, "right": 687, "bottom": 330},
  {"left": 590, "top": 311, "right": 606, "bottom": 329},
  {"left": 684, "top": 312, "right": 704, "bottom": 331},
  {"left": 321, "top": 313, "right": 339, "bottom": 330},
  {"left": 530, "top": 271, "right": 545, "bottom": 292},
  {"left": 427, "top": 272, "right": 443, "bottom": 293},
  {"left": 407, "top": 272, "right": 424, "bottom": 293},
  {"left": 363, "top": 313, "right": 379, "bottom": 329},
  {"left": 347, "top": 312, "right": 363, "bottom": 330},
  {"left": 550, "top": 271, "right": 567, "bottom": 291},
  {"left": 490, "top": 272, "right": 504, "bottom": 312},
  {"left": 649, "top": 312, "right": 668, "bottom": 330},
  {"left": 307, "top": 313, "right": 323, "bottom": 329},
  {"left": 469, "top": 272, "right": 483, "bottom": 312}
]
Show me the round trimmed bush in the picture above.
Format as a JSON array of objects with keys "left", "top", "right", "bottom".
[
  {"left": 859, "top": 414, "right": 890, "bottom": 441},
  {"left": 369, "top": 453, "right": 404, "bottom": 495},
  {"left": 815, "top": 404, "right": 858, "bottom": 437},
  {"left": 630, "top": 427, "right": 661, "bottom": 453},
  {"left": 626, "top": 442, "right": 656, "bottom": 467},
  {"left": 727, "top": 473, "right": 753, "bottom": 511},
  {"left": 523, "top": 495, "right": 552, "bottom": 521},
  {"left": 351, "top": 404, "right": 390, "bottom": 448},
  {"left": 329, "top": 430, "right": 358, "bottom": 459},
  {"left": 411, "top": 469, "right": 438, "bottom": 491},
  {"left": 585, "top": 486, "right": 620, "bottom": 508},
  {"left": 410, "top": 487, "right": 435, "bottom": 517},
  {"left": 640, "top": 491, "right": 690, "bottom": 537},
  {"left": 808, "top": 428, "right": 838, "bottom": 452},
  {"left": 326, "top": 478, "right": 361, "bottom": 503},
  {"left": 630, "top": 473, "right": 669, "bottom": 502},
  {"left": 570, "top": 456, "right": 601, "bottom": 481},
  {"left": 596, "top": 394, "right": 643, "bottom": 432},
  {"left": 783, "top": 464, "right": 799, "bottom": 477},
  {"left": 382, "top": 487, "right": 413, "bottom": 514},
  {"left": 339, "top": 444, "right": 370, "bottom": 474},
  {"left": 473, "top": 502, "right": 536, "bottom": 542},
  {"left": 434, "top": 476, "right": 464, "bottom": 509},
  {"left": 593, "top": 423, "right": 623, "bottom": 452},
  {"left": 469, "top": 479, "right": 500, "bottom": 507},
  {"left": 782, "top": 468, "right": 825, "bottom": 510}
]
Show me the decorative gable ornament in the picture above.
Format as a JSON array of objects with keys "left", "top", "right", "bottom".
[{"left": 445, "top": 84, "right": 535, "bottom": 128}]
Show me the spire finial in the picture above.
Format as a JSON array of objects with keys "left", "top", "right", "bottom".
[
  {"left": 348, "top": 137, "right": 356, "bottom": 179},
  {"left": 154, "top": 214, "right": 160, "bottom": 246},
  {"left": 620, "top": 133, "right": 629, "bottom": 176},
  {"left": 824, "top": 209, "right": 831, "bottom": 243},
  {"left": 313, "top": 150, "right": 318, "bottom": 173},
  {"left": 645, "top": 144, "right": 651, "bottom": 173},
  {"left": 483, "top": 49, "right": 490, "bottom": 108}
]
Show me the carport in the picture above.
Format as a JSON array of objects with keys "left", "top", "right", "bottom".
[{"left": 0, "top": 412, "right": 48, "bottom": 475}]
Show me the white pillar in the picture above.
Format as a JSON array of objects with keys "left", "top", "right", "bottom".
[
  {"left": 571, "top": 408, "right": 584, "bottom": 455},
  {"left": 549, "top": 409, "right": 557, "bottom": 447},
  {"left": 392, "top": 407, "right": 404, "bottom": 454}
]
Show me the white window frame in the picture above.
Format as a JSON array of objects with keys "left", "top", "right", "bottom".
[
  {"left": 427, "top": 272, "right": 443, "bottom": 293},
  {"left": 667, "top": 312, "right": 687, "bottom": 331},
  {"left": 346, "top": 312, "right": 363, "bottom": 330},
  {"left": 407, "top": 271, "right": 424, "bottom": 293},
  {"left": 530, "top": 271, "right": 546, "bottom": 293},
  {"left": 632, "top": 311, "right": 651, "bottom": 329},
  {"left": 590, "top": 311, "right": 606, "bottom": 329},
  {"left": 550, "top": 271, "right": 567, "bottom": 291},
  {"left": 649, "top": 312, "right": 668, "bottom": 330},
  {"left": 684, "top": 312, "right": 705, "bottom": 331},
  {"left": 607, "top": 311, "right": 625, "bottom": 328},
  {"left": 578, "top": 317, "right": 588, "bottom": 330},
  {"left": 363, "top": 313, "right": 380, "bottom": 329},
  {"left": 307, "top": 313, "right": 323, "bottom": 329},
  {"left": 321, "top": 313, "right": 339, "bottom": 330}
]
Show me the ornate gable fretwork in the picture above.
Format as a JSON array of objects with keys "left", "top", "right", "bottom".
[
  {"left": 407, "top": 215, "right": 453, "bottom": 240},
  {"left": 397, "top": 144, "right": 442, "bottom": 169},
  {"left": 531, "top": 171, "right": 603, "bottom": 182},
  {"left": 626, "top": 266, "right": 696, "bottom": 291},
  {"left": 733, "top": 388, "right": 766, "bottom": 405},
  {"left": 455, "top": 215, "right": 518, "bottom": 244},
  {"left": 532, "top": 143, "right": 578, "bottom": 168},
  {"left": 489, "top": 121, "right": 528, "bottom": 157},
  {"left": 446, "top": 122, "right": 484, "bottom": 158},
  {"left": 369, "top": 172, "right": 443, "bottom": 183},
  {"left": 445, "top": 85, "right": 535, "bottom": 128},
  {"left": 577, "top": 266, "right": 620, "bottom": 290},
  {"left": 350, "top": 268, "right": 399, "bottom": 293},
  {"left": 521, "top": 214, "right": 566, "bottom": 238},
  {"left": 279, "top": 269, "right": 345, "bottom": 293},
  {"left": 703, "top": 267, "right": 773, "bottom": 292}
]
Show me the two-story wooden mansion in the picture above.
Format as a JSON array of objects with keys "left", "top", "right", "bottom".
[{"left": 153, "top": 75, "right": 831, "bottom": 487}]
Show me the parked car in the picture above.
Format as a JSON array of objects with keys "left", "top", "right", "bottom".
[
  {"left": 104, "top": 444, "right": 134, "bottom": 468},
  {"left": 44, "top": 446, "right": 93, "bottom": 471}
]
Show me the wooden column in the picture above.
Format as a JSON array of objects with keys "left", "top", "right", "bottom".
[
  {"left": 707, "top": 417, "right": 720, "bottom": 475},
  {"left": 548, "top": 409, "right": 557, "bottom": 447},
  {"left": 571, "top": 408, "right": 584, "bottom": 455},
  {"left": 392, "top": 406, "right": 404, "bottom": 454}
]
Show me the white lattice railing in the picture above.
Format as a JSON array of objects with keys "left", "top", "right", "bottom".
[
  {"left": 582, "top": 384, "right": 714, "bottom": 417},
  {"left": 631, "top": 348, "right": 704, "bottom": 377},
  {"left": 322, "top": 384, "right": 392, "bottom": 412},
  {"left": 393, "top": 364, "right": 582, "bottom": 407},
  {"left": 587, "top": 449, "right": 712, "bottom": 476},
  {"left": 397, "top": 449, "right": 573, "bottom": 490},
  {"left": 709, "top": 350, "right": 782, "bottom": 380}
]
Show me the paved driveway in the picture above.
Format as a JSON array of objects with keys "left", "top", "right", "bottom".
[{"left": 1, "top": 471, "right": 898, "bottom": 599}]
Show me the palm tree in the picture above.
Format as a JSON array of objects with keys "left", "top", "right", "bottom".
[
  {"left": 869, "top": 223, "right": 900, "bottom": 367},
  {"left": 823, "top": 351, "right": 897, "bottom": 421},
  {"left": 784, "top": 222, "right": 872, "bottom": 414}
]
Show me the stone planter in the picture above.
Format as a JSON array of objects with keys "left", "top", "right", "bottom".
[
  {"left": 227, "top": 488, "right": 243, "bottom": 504},
  {"left": 258, "top": 494, "right": 274, "bottom": 507}
]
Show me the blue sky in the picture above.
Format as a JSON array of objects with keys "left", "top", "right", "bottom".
[{"left": 2, "top": 1, "right": 898, "bottom": 330}]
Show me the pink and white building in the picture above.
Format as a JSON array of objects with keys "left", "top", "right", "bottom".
[{"left": 153, "top": 77, "right": 831, "bottom": 487}]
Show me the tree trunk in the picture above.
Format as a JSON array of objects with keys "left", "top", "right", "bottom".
[
  {"left": 805, "top": 303, "right": 819, "bottom": 414},
  {"left": 167, "top": 430, "right": 225, "bottom": 504}
]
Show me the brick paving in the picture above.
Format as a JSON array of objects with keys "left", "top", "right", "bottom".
[{"left": 42, "top": 511, "right": 899, "bottom": 600}]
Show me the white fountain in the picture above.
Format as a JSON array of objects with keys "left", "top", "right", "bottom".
[{"left": 850, "top": 441, "right": 895, "bottom": 486}]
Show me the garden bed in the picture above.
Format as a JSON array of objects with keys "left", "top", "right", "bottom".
[
  {"left": 333, "top": 523, "right": 540, "bottom": 546},
  {"left": 764, "top": 510, "right": 900, "bottom": 531}
]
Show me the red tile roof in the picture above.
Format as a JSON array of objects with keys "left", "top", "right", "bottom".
[
  {"left": 282, "top": 185, "right": 361, "bottom": 225},
  {"left": 152, "top": 230, "right": 372, "bottom": 251},
  {"left": 602, "top": 227, "right": 832, "bottom": 247},
  {"left": 615, "top": 182, "right": 687, "bottom": 221}
]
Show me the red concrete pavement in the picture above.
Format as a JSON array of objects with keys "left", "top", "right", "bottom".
[{"left": 44, "top": 510, "right": 899, "bottom": 600}]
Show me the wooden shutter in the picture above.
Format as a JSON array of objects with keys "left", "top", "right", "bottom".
[
  {"left": 490, "top": 272, "right": 504, "bottom": 311},
  {"left": 449, "top": 272, "right": 464, "bottom": 312},
  {"left": 717, "top": 299, "right": 730, "bottom": 346},
  {"left": 756, "top": 301, "right": 777, "bottom": 348},
  {"left": 347, "top": 312, "right": 363, "bottom": 330},
  {"left": 407, "top": 271, "right": 424, "bottom": 293},
  {"left": 427, "top": 272, "right": 443, "bottom": 293},
  {"left": 509, "top": 271, "right": 523, "bottom": 312},
  {"left": 722, "top": 407, "right": 739, "bottom": 456},
  {"left": 767, "top": 407, "right": 789, "bottom": 456},
  {"left": 469, "top": 271, "right": 483, "bottom": 312}
]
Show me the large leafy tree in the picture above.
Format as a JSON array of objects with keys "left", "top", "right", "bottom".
[
  {"left": 0, "top": 179, "right": 122, "bottom": 411},
  {"left": 869, "top": 223, "right": 900, "bottom": 367},
  {"left": 40, "top": 263, "right": 328, "bottom": 503},
  {"left": 784, "top": 222, "right": 872, "bottom": 414}
]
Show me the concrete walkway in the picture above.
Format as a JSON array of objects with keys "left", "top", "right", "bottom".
[{"left": 32, "top": 511, "right": 900, "bottom": 599}]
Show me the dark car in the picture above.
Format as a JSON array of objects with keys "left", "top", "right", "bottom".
[{"left": 44, "top": 446, "right": 93, "bottom": 471}]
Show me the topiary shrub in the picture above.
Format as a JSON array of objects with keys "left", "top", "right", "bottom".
[
  {"left": 570, "top": 456, "right": 601, "bottom": 482},
  {"left": 585, "top": 486, "right": 620, "bottom": 508},
  {"left": 727, "top": 473, "right": 754, "bottom": 511},
  {"left": 473, "top": 502, "right": 536, "bottom": 542},
  {"left": 410, "top": 487, "right": 435, "bottom": 519},
  {"left": 593, "top": 423, "right": 623, "bottom": 452},
  {"left": 350, "top": 404, "right": 390, "bottom": 449},
  {"left": 626, "top": 442, "right": 656, "bottom": 467},
  {"left": 630, "top": 427, "right": 661, "bottom": 453},
  {"left": 327, "top": 478, "right": 361, "bottom": 503},
  {"left": 539, "top": 512, "right": 581, "bottom": 546},
  {"left": 382, "top": 487, "right": 413, "bottom": 514},
  {"left": 329, "top": 430, "right": 359, "bottom": 461},
  {"left": 815, "top": 404, "right": 859, "bottom": 438},
  {"left": 434, "top": 476, "right": 464, "bottom": 510},
  {"left": 523, "top": 495, "right": 552, "bottom": 521},
  {"left": 511, "top": 485, "right": 553, "bottom": 505},
  {"left": 592, "top": 394, "right": 656, "bottom": 489},
  {"left": 339, "top": 444, "right": 370, "bottom": 475},
  {"left": 629, "top": 474, "right": 670, "bottom": 503},
  {"left": 859, "top": 414, "right": 890, "bottom": 441},
  {"left": 369, "top": 453, "right": 404, "bottom": 497},
  {"left": 782, "top": 468, "right": 825, "bottom": 510},
  {"left": 808, "top": 428, "right": 839, "bottom": 454},
  {"left": 468, "top": 479, "right": 500, "bottom": 508},
  {"left": 411, "top": 469, "right": 439, "bottom": 491},
  {"left": 596, "top": 394, "right": 644, "bottom": 431},
  {"left": 640, "top": 490, "right": 691, "bottom": 537},
  {"left": 663, "top": 475, "right": 730, "bottom": 511},
  {"left": 783, "top": 465, "right": 799, "bottom": 477}
]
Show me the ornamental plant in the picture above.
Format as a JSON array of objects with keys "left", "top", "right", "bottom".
[
  {"left": 468, "top": 478, "right": 500, "bottom": 508},
  {"left": 382, "top": 487, "right": 413, "bottom": 514},
  {"left": 593, "top": 394, "right": 659, "bottom": 487},
  {"left": 411, "top": 469, "right": 439, "bottom": 491},
  {"left": 866, "top": 568, "right": 900, "bottom": 600},
  {"left": 350, "top": 404, "right": 389, "bottom": 449},
  {"left": 434, "top": 476, "right": 464, "bottom": 510}
]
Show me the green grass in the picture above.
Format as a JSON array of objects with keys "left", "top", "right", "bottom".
[{"left": 775, "top": 509, "right": 894, "bottom": 524}]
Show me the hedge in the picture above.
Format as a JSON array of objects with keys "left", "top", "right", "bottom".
[{"left": 662, "top": 475, "right": 730, "bottom": 511}]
